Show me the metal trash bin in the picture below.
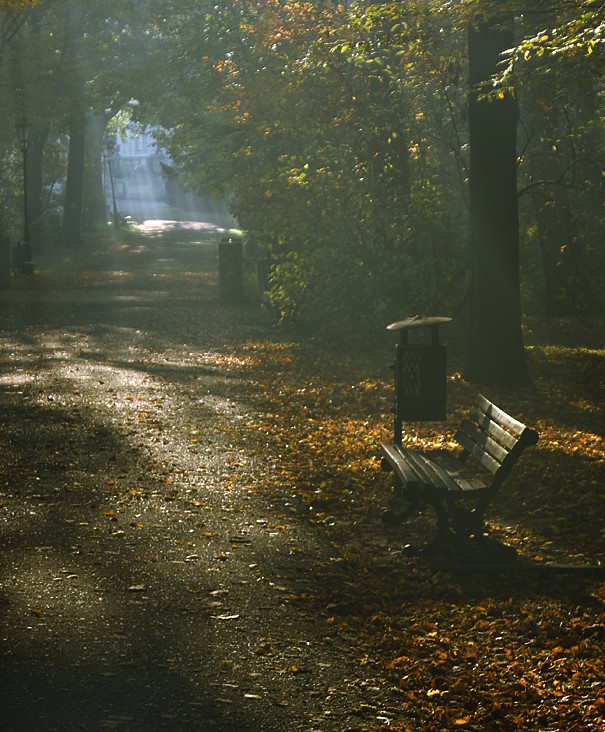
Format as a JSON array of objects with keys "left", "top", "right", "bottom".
[
  {"left": 219, "top": 238, "right": 244, "bottom": 305},
  {"left": 386, "top": 315, "right": 452, "bottom": 444}
]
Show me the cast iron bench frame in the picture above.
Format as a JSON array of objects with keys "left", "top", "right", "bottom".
[{"left": 381, "top": 394, "right": 538, "bottom": 550}]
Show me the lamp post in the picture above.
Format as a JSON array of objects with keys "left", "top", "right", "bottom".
[
  {"left": 15, "top": 118, "right": 33, "bottom": 274},
  {"left": 103, "top": 143, "right": 120, "bottom": 230}
]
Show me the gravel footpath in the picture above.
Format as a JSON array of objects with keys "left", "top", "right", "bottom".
[{"left": 0, "top": 224, "right": 401, "bottom": 732}]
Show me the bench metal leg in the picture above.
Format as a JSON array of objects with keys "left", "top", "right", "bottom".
[
  {"left": 381, "top": 500, "right": 420, "bottom": 527},
  {"left": 416, "top": 494, "right": 452, "bottom": 554},
  {"left": 382, "top": 481, "right": 454, "bottom": 556},
  {"left": 381, "top": 475, "right": 421, "bottom": 527}
]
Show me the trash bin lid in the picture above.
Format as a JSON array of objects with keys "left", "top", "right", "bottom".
[{"left": 386, "top": 315, "right": 452, "bottom": 332}]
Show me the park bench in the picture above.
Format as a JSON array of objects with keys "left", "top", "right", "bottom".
[{"left": 380, "top": 394, "right": 539, "bottom": 552}]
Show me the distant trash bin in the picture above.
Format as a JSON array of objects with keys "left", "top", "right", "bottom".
[
  {"left": 386, "top": 315, "right": 452, "bottom": 444},
  {"left": 219, "top": 238, "right": 244, "bottom": 305}
]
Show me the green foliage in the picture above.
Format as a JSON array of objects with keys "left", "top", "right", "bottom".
[
  {"left": 498, "top": 2, "right": 605, "bottom": 90},
  {"left": 145, "top": 1, "right": 473, "bottom": 337},
  {"left": 1, "top": 0, "right": 602, "bottom": 333},
  {"left": 512, "top": 4, "right": 605, "bottom": 319}
]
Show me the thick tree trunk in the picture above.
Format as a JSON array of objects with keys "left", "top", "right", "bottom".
[
  {"left": 62, "top": 111, "right": 86, "bottom": 247},
  {"left": 465, "top": 21, "right": 531, "bottom": 386}
]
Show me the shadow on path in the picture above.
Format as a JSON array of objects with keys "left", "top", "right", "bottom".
[{"left": 0, "top": 222, "right": 395, "bottom": 732}]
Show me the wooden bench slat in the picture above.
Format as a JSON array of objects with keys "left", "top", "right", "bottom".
[
  {"left": 431, "top": 452, "right": 489, "bottom": 492},
  {"left": 467, "top": 413, "right": 520, "bottom": 450},
  {"left": 380, "top": 443, "right": 421, "bottom": 487},
  {"left": 456, "top": 419, "right": 512, "bottom": 465},
  {"left": 402, "top": 449, "right": 461, "bottom": 493},
  {"left": 454, "top": 430, "right": 503, "bottom": 475},
  {"left": 413, "top": 452, "right": 477, "bottom": 493},
  {"left": 382, "top": 446, "right": 489, "bottom": 494},
  {"left": 472, "top": 401, "right": 539, "bottom": 452},
  {"left": 382, "top": 444, "right": 457, "bottom": 494},
  {"left": 476, "top": 394, "right": 528, "bottom": 437}
]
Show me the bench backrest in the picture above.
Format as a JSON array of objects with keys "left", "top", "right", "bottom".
[{"left": 454, "top": 394, "right": 538, "bottom": 487}]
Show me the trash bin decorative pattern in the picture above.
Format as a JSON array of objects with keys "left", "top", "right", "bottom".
[{"left": 386, "top": 316, "right": 452, "bottom": 444}]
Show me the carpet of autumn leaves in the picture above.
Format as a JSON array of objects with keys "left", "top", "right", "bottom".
[
  {"left": 216, "top": 323, "right": 605, "bottom": 732},
  {"left": 15, "top": 233, "right": 604, "bottom": 730}
]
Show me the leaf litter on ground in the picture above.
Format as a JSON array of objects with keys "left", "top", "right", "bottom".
[
  {"left": 215, "top": 332, "right": 605, "bottom": 732},
  {"left": 2, "top": 236, "right": 603, "bottom": 731}
]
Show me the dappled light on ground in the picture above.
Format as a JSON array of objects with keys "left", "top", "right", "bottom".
[
  {"left": 0, "top": 229, "right": 603, "bottom": 731},
  {"left": 0, "top": 322, "right": 381, "bottom": 729},
  {"left": 0, "top": 230, "right": 404, "bottom": 731}
]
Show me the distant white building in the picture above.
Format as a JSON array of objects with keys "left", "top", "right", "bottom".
[
  {"left": 104, "top": 124, "right": 236, "bottom": 227},
  {"left": 104, "top": 126, "right": 168, "bottom": 210}
]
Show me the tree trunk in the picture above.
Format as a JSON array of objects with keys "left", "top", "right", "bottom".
[
  {"left": 534, "top": 194, "right": 575, "bottom": 315},
  {"left": 465, "top": 20, "right": 531, "bottom": 386},
  {"left": 62, "top": 111, "right": 86, "bottom": 247},
  {"left": 83, "top": 112, "right": 109, "bottom": 230},
  {"left": 28, "top": 124, "right": 49, "bottom": 256}
]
